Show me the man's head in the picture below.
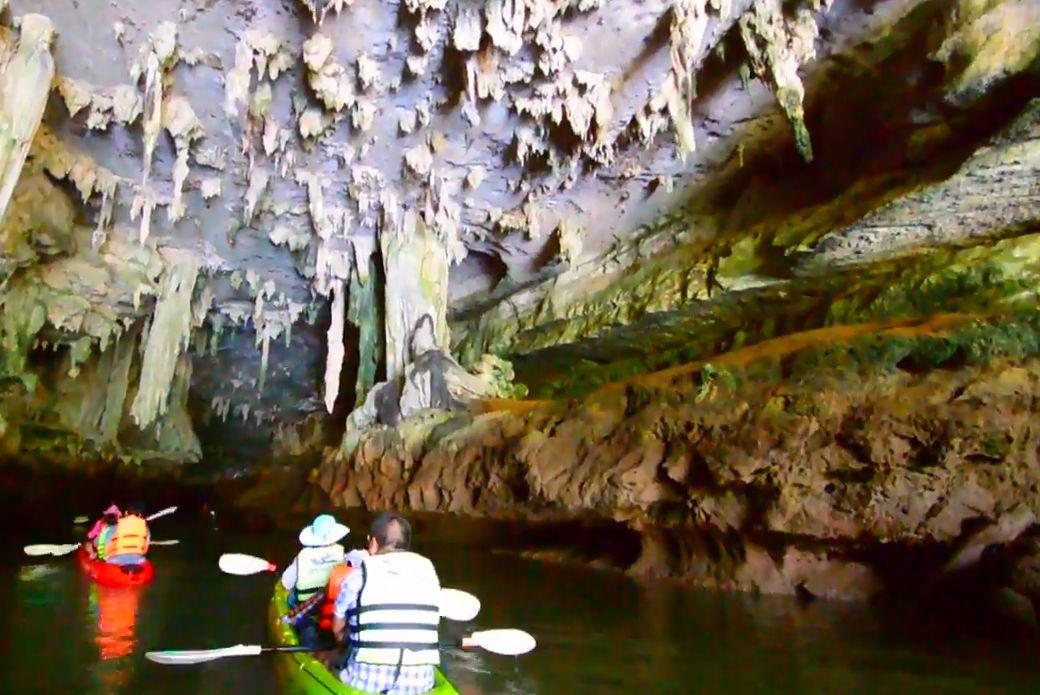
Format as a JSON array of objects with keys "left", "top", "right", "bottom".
[
  {"left": 366, "top": 512, "right": 412, "bottom": 555},
  {"left": 125, "top": 502, "right": 145, "bottom": 517}
]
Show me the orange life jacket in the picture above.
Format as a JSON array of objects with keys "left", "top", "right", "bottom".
[
  {"left": 319, "top": 563, "right": 354, "bottom": 631},
  {"left": 106, "top": 514, "right": 150, "bottom": 557}
]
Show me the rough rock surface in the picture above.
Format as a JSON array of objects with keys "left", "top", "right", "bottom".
[{"left": 319, "top": 313, "right": 1040, "bottom": 598}]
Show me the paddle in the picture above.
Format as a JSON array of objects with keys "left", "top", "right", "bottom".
[
  {"left": 146, "top": 506, "right": 177, "bottom": 521},
  {"left": 145, "top": 628, "right": 537, "bottom": 665},
  {"left": 218, "top": 553, "right": 276, "bottom": 575},
  {"left": 24, "top": 539, "right": 179, "bottom": 557},
  {"left": 23, "top": 543, "right": 80, "bottom": 557},
  {"left": 219, "top": 553, "right": 481, "bottom": 621}
]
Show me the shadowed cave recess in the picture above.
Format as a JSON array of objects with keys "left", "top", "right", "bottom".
[{"left": 0, "top": 0, "right": 1039, "bottom": 610}]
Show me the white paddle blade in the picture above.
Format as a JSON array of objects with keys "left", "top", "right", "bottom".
[
  {"left": 150, "top": 540, "right": 180, "bottom": 546},
  {"left": 146, "top": 506, "right": 177, "bottom": 521},
  {"left": 439, "top": 588, "right": 480, "bottom": 621},
  {"left": 23, "top": 544, "right": 79, "bottom": 557},
  {"left": 219, "top": 553, "right": 275, "bottom": 575},
  {"left": 145, "top": 644, "right": 262, "bottom": 665},
  {"left": 470, "top": 629, "right": 536, "bottom": 656},
  {"left": 73, "top": 515, "right": 89, "bottom": 524}
]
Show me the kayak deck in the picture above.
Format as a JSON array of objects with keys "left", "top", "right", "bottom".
[
  {"left": 267, "top": 583, "right": 459, "bottom": 695},
  {"left": 76, "top": 547, "right": 154, "bottom": 587}
]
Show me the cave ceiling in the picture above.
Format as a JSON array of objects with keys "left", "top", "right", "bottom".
[{"left": 0, "top": 0, "right": 1037, "bottom": 467}]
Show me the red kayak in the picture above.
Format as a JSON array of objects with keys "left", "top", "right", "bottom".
[{"left": 76, "top": 547, "right": 154, "bottom": 587}]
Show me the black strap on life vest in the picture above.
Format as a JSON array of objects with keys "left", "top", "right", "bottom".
[
  {"left": 350, "top": 640, "right": 439, "bottom": 650},
  {"left": 346, "top": 602, "right": 440, "bottom": 617},
  {"left": 353, "top": 622, "right": 439, "bottom": 632}
]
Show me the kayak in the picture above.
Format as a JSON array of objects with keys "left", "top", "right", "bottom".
[
  {"left": 267, "top": 583, "right": 459, "bottom": 695},
  {"left": 75, "top": 547, "right": 155, "bottom": 588}
]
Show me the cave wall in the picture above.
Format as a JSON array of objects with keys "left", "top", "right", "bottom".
[
  {"left": 0, "top": 0, "right": 1037, "bottom": 600},
  {"left": 319, "top": 311, "right": 1040, "bottom": 598}
]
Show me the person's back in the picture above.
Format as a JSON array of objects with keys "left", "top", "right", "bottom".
[
  {"left": 106, "top": 506, "right": 150, "bottom": 565},
  {"left": 333, "top": 513, "right": 440, "bottom": 695},
  {"left": 88, "top": 505, "right": 120, "bottom": 560},
  {"left": 282, "top": 514, "right": 349, "bottom": 606}
]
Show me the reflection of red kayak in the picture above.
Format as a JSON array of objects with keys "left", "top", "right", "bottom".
[{"left": 76, "top": 547, "right": 154, "bottom": 587}]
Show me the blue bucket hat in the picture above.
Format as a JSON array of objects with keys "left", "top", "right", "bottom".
[{"left": 299, "top": 514, "right": 350, "bottom": 546}]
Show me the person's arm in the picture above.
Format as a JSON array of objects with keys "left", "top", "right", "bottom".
[
  {"left": 344, "top": 549, "right": 368, "bottom": 567},
  {"left": 281, "top": 556, "right": 299, "bottom": 591},
  {"left": 332, "top": 569, "right": 363, "bottom": 642}
]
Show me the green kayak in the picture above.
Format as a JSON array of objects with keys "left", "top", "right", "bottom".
[{"left": 267, "top": 583, "right": 460, "bottom": 695}]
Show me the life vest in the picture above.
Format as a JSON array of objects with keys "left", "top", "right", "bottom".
[
  {"left": 318, "top": 562, "right": 354, "bottom": 631},
  {"left": 293, "top": 544, "right": 345, "bottom": 602},
  {"left": 95, "top": 525, "right": 116, "bottom": 560},
  {"left": 348, "top": 551, "right": 441, "bottom": 667},
  {"left": 106, "top": 515, "right": 149, "bottom": 558}
]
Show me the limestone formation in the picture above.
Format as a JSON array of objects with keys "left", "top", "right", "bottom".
[
  {"left": 319, "top": 314, "right": 1040, "bottom": 597},
  {"left": 0, "top": 0, "right": 1038, "bottom": 605},
  {"left": 0, "top": 14, "right": 53, "bottom": 225}
]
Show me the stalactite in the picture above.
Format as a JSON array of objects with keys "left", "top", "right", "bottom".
[
  {"left": 348, "top": 237, "right": 381, "bottom": 407},
  {"left": 131, "top": 21, "right": 180, "bottom": 243},
  {"left": 129, "top": 250, "right": 199, "bottom": 428},
  {"left": 323, "top": 280, "right": 346, "bottom": 413},
  {"left": 739, "top": 0, "right": 823, "bottom": 162},
  {"left": 162, "top": 95, "right": 203, "bottom": 223},
  {"left": 0, "top": 14, "right": 54, "bottom": 226},
  {"left": 380, "top": 206, "right": 450, "bottom": 382},
  {"left": 666, "top": 1, "right": 709, "bottom": 160}
]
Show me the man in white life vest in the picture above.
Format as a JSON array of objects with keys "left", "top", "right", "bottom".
[{"left": 332, "top": 512, "right": 441, "bottom": 694}]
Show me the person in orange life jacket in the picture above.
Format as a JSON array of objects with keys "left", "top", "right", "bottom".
[
  {"left": 282, "top": 549, "right": 366, "bottom": 654},
  {"left": 105, "top": 503, "right": 150, "bottom": 566},
  {"left": 332, "top": 513, "right": 441, "bottom": 695},
  {"left": 87, "top": 505, "right": 121, "bottom": 560},
  {"left": 319, "top": 550, "right": 367, "bottom": 631}
]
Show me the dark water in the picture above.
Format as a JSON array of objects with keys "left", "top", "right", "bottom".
[{"left": 2, "top": 512, "right": 1040, "bottom": 694}]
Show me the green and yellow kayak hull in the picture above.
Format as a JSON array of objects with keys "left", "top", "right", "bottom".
[{"left": 267, "top": 583, "right": 459, "bottom": 695}]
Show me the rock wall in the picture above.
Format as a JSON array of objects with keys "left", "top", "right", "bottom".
[
  {"left": 0, "top": 0, "right": 1036, "bottom": 556},
  {"left": 319, "top": 312, "right": 1040, "bottom": 598}
]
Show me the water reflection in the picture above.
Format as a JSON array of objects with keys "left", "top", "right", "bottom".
[
  {"left": 86, "top": 582, "right": 141, "bottom": 689},
  {"left": 4, "top": 520, "right": 1040, "bottom": 695}
]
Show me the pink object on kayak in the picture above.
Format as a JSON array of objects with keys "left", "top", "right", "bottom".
[{"left": 87, "top": 505, "right": 122, "bottom": 540}]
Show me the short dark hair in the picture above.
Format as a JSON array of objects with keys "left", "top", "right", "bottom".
[{"left": 369, "top": 512, "right": 411, "bottom": 551}]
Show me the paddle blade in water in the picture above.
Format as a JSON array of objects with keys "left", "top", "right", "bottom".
[
  {"left": 439, "top": 588, "right": 480, "bottom": 621},
  {"left": 73, "top": 516, "right": 89, "bottom": 524},
  {"left": 468, "top": 629, "right": 536, "bottom": 656},
  {"left": 219, "top": 553, "right": 276, "bottom": 575},
  {"left": 23, "top": 544, "right": 79, "bottom": 557},
  {"left": 145, "top": 506, "right": 177, "bottom": 522},
  {"left": 145, "top": 644, "right": 262, "bottom": 665}
]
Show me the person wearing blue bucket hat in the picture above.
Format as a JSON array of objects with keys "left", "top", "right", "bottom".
[{"left": 282, "top": 514, "right": 350, "bottom": 615}]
